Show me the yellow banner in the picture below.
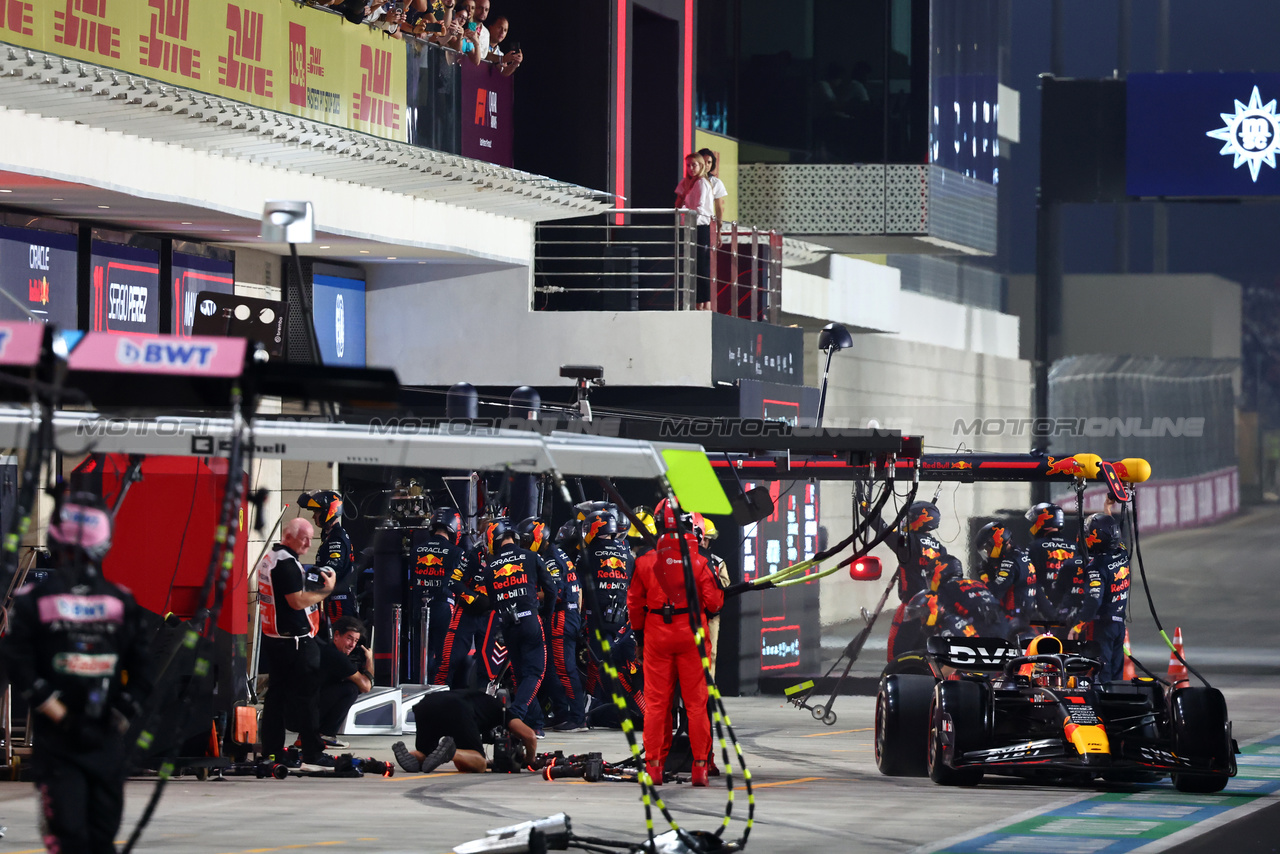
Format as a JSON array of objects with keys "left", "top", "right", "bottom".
[{"left": 0, "top": 0, "right": 407, "bottom": 142}]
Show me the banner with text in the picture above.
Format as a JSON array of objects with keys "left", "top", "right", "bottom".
[
  {"left": 460, "top": 59, "right": 514, "bottom": 167},
  {"left": 0, "top": 0, "right": 407, "bottom": 142}
]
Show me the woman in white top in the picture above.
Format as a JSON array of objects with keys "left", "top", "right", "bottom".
[{"left": 674, "top": 154, "right": 715, "bottom": 310}]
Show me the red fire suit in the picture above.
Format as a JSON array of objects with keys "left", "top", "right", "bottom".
[{"left": 627, "top": 532, "right": 725, "bottom": 776}]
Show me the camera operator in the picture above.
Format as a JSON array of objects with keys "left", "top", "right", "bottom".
[
  {"left": 258, "top": 517, "right": 336, "bottom": 770},
  {"left": 392, "top": 689, "right": 538, "bottom": 774},
  {"left": 314, "top": 616, "right": 375, "bottom": 748},
  {"left": 0, "top": 492, "right": 152, "bottom": 854}
]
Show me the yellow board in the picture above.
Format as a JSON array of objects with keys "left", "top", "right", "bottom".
[
  {"left": 0, "top": 0, "right": 407, "bottom": 142},
  {"left": 661, "top": 448, "right": 733, "bottom": 516},
  {"left": 694, "top": 129, "right": 738, "bottom": 223}
]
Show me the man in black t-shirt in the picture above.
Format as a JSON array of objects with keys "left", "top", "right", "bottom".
[
  {"left": 391, "top": 689, "right": 538, "bottom": 774},
  {"left": 258, "top": 518, "right": 336, "bottom": 770},
  {"left": 315, "top": 616, "right": 374, "bottom": 745}
]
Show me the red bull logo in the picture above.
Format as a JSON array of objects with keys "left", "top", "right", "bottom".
[
  {"left": 1045, "top": 456, "right": 1086, "bottom": 477},
  {"left": 1048, "top": 548, "right": 1074, "bottom": 561},
  {"left": 908, "top": 510, "right": 932, "bottom": 532},
  {"left": 417, "top": 554, "right": 444, "bottom": 567},
  {"left": 1085, "top": 530, "right": 1100, "bottom": 549},
  {"left": 601, "top": 556, "right": 627, "bottom": 570},
  {"left": 991, "top": 527, "right": 1005, "bottom": 559},
  {"left": 493, "top": 563, "right": 522, "bottom": 578},
  {"left": 1030, "top": 510, "right": 1054, "bottom": 535},
  {"left": 953, "top": 461, "right": 972, "bottom": 470}
]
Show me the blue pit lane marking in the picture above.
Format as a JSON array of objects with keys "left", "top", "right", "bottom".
[{"left": 921, "top": 732, "right": 1280, "bottom": 854}]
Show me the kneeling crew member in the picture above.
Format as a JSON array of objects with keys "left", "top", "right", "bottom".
[
  {"left": 315, "top": 616, "right": 375, "bottom": 745},
  {"left": 392, "top": 689, "right": 538, "bottom": 774},
  {"left": 259, "top": 517, "right": 336, "bottom": 769},
  {"left": 974, "top": 522, "right": 1037, "bottom": 639},
  {"left": 1, "top": 492, "right": 151, "bottom": 854},
  {"left": 628, "top": 501, "right": 725, "bottom": 788}
]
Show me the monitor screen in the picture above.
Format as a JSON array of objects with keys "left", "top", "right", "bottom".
[
  {"left": 90, "top": 240, "right": 160, "bottom": 334},
  {"left": 0, "top": 225, "right": 77, "bottom": 327}
]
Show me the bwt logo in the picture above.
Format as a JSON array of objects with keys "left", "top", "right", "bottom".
[
  {"left": 117, "top": 338, "right": 217, "bottom": 369},
  {"left": 107, "top": 282, "right": 148, "bottom": 324}
]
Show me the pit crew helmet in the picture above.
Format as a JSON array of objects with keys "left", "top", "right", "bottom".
[
  {"left": 1084, "top": 513, "right": 1121, "bottom": 554},
  {"left": 976, "top": 522, "right": 1009, "bottom": 561},
  {"left": 581, "top": 509, "right": 618, "bottom": 546},
  {"left": 485, "top": 517, "right": 516, "bottom": 555},
  {"left": 517, "top": 517, "right": 548, "bottom": 553},
  {"left": 430, "top": 507, "right": 463, "bottom": 545},
  {"left": 555, "top": 519, "right": 581, "bottom": 549},
  {"left": 627, "top": 506, "right": 657, "bottom": 539},
  {"left": 906, "top": 501, "right": 941, "bottom": 533},
  {"left": 299, "top": 490, "right": 343, "bottom": 528},
  {"left": 47, "top": 491, "right": 113, "bottom": 577},
  {"left": 1026, "top": 502, "right": 1064, "bottom": 536}
]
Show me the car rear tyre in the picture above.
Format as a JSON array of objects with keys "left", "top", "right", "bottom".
[
  {"left": 882, "top": 651, "right": 934, "bottom": 678},
  {"left": 927, "top": 681, "right": 986, "bottom": 787},
  {"left": 875, "top": 674, "right": 933, "bottom": 777}
]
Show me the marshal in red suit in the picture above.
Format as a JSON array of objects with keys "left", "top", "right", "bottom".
[{"left": 627, "top": 502, "right": 725, "bottom": 788}]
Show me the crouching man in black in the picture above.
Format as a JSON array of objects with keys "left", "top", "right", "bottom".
[
  {"left": 314, "top": 616, "right": 375, "bottom": 748},
  {"left": 391, "top": 689, "right": 538, "bottom": 774}
]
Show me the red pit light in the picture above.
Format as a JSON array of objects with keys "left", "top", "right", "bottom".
[{"left": 849, "top": 556, "right": 883, "bottom": 581}]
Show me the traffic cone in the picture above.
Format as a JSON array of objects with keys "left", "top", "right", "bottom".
[
  {"left": 1167, "top": 627, "right": 1189, "bottom": 686},
  {"left": 1122, "top": 629, "right": 1136, "bottom": 681}
]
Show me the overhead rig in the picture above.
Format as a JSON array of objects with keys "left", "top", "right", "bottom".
[{"left": 0, "top": 321, "right": 751, "bottom": 854}]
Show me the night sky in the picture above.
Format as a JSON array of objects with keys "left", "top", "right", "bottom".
[{"left": 1003, "top": 0, "right": 1280, "bottom": 289}]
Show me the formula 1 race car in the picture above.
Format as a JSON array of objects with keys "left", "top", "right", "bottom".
[{"left": 875, "top": 635, "right": 1238, "bottom": 792}]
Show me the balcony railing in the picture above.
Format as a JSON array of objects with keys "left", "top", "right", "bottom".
[{"left": 533, "top": 209, "right": 782, "bottom": 323}]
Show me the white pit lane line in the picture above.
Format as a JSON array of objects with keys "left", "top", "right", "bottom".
[{"left": 908, "top": 725, "right": 1280, "bottom": 854}]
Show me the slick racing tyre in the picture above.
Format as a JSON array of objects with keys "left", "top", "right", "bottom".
[
  {"left": 927, "top": 680, "right": 986, "bottom": 787},
  {"left": 882, "top": 650, "right": 934, "bottom": 679},
  {"left": 875, "top": 674, "right": 933, "bottom": 777},
  {"left": 1170, "top": 687, "right": 1233, "bottom": 793}
]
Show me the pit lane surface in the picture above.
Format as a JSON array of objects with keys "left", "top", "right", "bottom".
[{"left": 0, "top": 682, "right": 1275, "bottom": 854}]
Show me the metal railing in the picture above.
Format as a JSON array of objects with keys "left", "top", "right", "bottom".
[{"left": 533, "top": 209, "right": 782, "bottom": 323}]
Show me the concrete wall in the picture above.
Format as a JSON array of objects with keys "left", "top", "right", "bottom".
[
  {"left": 365, "top": 263, "right": 717, "bottom": 387},
  {"left": 1007, "top": 274, "right": 1243, "bottom": 362},
  {"left": 806, "top": 332, "right": 1032, "bottom": 630},
  {"left": 782, "top": 255, "right": 901, "bottom": 333}
]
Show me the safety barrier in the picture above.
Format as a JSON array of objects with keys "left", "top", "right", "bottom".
[
  {"left": 1055, "top": 466, "right": 1239, "bottom": 533},
  {"left": 533, "top": 209, "right": 781, "bottom": 321}
]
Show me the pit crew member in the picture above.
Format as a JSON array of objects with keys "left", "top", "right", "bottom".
[{"left": 391, "top": 689, "right": 538, "bottom": 774}]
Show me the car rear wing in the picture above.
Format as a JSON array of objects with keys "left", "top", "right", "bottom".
[{"left": 926, "top": 636, "right": 1103, "bottom": 672}]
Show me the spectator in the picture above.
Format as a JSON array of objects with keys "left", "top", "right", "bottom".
[
  {"left": 674, "top": 153, "right": 714, "bottom": 310},
  {"left": 489, "top": 16, "right": 523, "bottom": 76},
  {"left": 698, "top": 148, "right": 728, "bottom": 232},
  {"left": 470, "top": 0, "right": 492, "bottom": 64},
  {"left": 316, "top": 615, "right": 375, "bottom": 747},
  {"left": 435, "top": 0, "right": 478, "bottom": 55}
]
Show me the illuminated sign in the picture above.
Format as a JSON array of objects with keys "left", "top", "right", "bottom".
[
  {"left": 1127, "top": 72, "right": 1280, "bottom": 197},
  {"left": 1205, "top": 86, "right": 1280, "bottom": 182},
  {"left": 173, "top": 251, "right": 234, "bottom": 336},
  {"left": 90, "top": 241, "right": 159, "bottom": 335},
  {"left": 311, "top": 272, "right": 365, "bottom": 367},
  {"left": 0, "top": 225, "right": 77, "bottom": 327}
]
